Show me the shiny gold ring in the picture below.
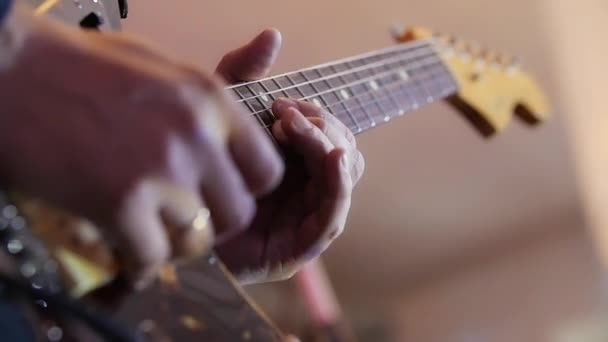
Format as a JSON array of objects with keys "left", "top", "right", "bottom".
[{"left": 188, "top": 207, "right": 211, "bottom": 232}]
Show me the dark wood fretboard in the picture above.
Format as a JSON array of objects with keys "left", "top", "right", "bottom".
[{"left": 228, "top": 39, "right": 459, "bottom": 137}]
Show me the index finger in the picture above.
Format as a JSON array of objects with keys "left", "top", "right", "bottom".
[{"left": 181, "top": 73, "right": 284, "bottom": 197}]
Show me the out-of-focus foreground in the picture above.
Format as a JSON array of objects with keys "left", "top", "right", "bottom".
[{"left": 123, "top": 1, "right": 608, "bottom": 341}]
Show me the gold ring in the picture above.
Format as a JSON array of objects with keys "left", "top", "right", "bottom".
[{"left": 189, "top": 207, "right": 211, "bottom": 232}]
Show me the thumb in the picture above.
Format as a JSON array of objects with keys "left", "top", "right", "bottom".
[{"left": 215, "top": 28, "right": 282, "bottom": 83}]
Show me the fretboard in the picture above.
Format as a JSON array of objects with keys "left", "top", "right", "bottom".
[{"left": 228, "top": 39, "right": 459, "bottom": 137}]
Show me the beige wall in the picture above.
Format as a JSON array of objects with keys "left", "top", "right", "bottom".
[{"left": 122, "top": 1, "right": 607, "bottom": 341}]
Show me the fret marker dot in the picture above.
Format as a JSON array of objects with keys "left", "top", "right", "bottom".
[
  {"left": 312, "top": 98, "right": 322, "bottom": 107},
  {"left": 340, "top": 89, "right": 350, "bottom": 100},
  {"left": 398, "top": 109, "right": 405, "bottom": 116},
  {"left": 399, "top": 69, "right": 410, "bottom": 81},
  {"left": 259, "top": 92, "right": 269, "bottom": 102},
  {"left": 371, "top": 121, "right": 377, "bottom": 127},
  {"left": 369, "top": 80, "right": 379, "bottom": 91},
  {"left": 384, "top": 116, "right": 391, "bottom": 122}
]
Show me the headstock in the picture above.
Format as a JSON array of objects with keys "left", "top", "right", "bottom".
[{"left": 397, "top": 27, "right": 550, "bottom": 136}]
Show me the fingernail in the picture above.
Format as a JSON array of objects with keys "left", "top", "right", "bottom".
[
  {"left": 274, "top": 98, "right": 297, "bottom": 112},
  {"left": 290, "top": 108, "right": 312, "bottom": 132},
  {"left": 340, "top": 153, "right": 349, "bottom": 169}
]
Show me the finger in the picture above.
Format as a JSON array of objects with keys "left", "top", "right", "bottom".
[
  {"left": 181, "top": 74, "right": 284, "bottom": 196},
  {"left": 158, "top": 184, "right": 215, "bottom": 261},
  {"left": 298, "top": 149, "right": 353, "bottom": 259},
  {"left": 272, "top": 106, "right": 334, "bottom": 176},
  {"left": 308, "top": 117, "right": 365, "bottom": 185},
  {"left": 116, "top": 180, "right": 171, "bottom": 291},
  {"left": 200, "top": 142, "right": 257, "bottom": 245},
  {"left": 273, "top": 98, "right": 364, "bottom": 183},
  {"left": 215, "top": 28, "right": 282, "bottom": 83}
]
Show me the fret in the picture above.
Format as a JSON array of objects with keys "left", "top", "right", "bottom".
[
  {"left": 257, "top": 80, "right": 278, "bottom": 123},
  {"left": 225, "top": 40, "right": 458, "bottom": 137},
  {"left": 301, "top": 69, "right": 321, "bottom": 83},
  {"left": 313, "top": 67, "right": 342, "bottom": 107},
  {"left": 344, "top": 60, "right": 377, "bottom": 129},
  {"left": 232, "top": 84, "right": 255, "bottom": 100},
  {"left": 370, "top": 64, "right": 401, "bottom": 116},
  {"left": 327, "top": 64, "right": 360, "bottom": 131},
  {"left": 276, "top": 75, "right": 305, "bottom": 99},
  {"left": 260, "top": 78, "right": 285, "bottom": 98},
  {"left": 297, "top": 70, "right": 328, "bottom": 113},
  {"left": 290, "top": 72, "right": 317, "bottom": 98},
  {"left": 368, "top": 70, "right": 398, "bottom": 122},
  {"left": 238, "top": 91, "right": 274, "bottom": 140},
  {"left": 243, "top": 83, "right": 275, "bottom": 128}
]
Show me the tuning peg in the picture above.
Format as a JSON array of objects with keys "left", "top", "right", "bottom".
[{"left": 390, "top": 23, "right": 408, "bottom": 41}]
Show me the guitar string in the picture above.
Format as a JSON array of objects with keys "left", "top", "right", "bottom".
[
  {"left": 233, "top": 41, "right": 438, "bottom": 104},
  {"left": 260, "top": 66, "right": 456, "bottom": 133},
  {"left": 243, "top": 53, "right": 445, "bottom": 120},
  {"left": 257, "top": 59, "right": 453, "bottom": 134},
  {"left": 246, "top": 53, "right": 449, "bottom": 120},
  {"left": 226, "top": 38, "right": 433, "bottom": 91}
]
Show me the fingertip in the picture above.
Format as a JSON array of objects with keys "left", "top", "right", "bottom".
[
  {"left": 272, "top": 120, "right": 289, "bottom": 144},
  {"left": 272, "top": 97, "right": 298, "bottom": 115},
  {"left": 326, "top": 148, "right": 352, "bottom": 193},
  {"left": 256, "top": 28, "right": 282, "bottom": 50}
]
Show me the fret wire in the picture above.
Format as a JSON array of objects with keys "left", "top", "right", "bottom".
[
  {"left": 257, "top": 80, "right": 277, "bottom": 122},
  {"left": 234, "top": 44, "right": 436, "bottom": 104},
  {"left": 228, "top": 39, "right": 432, "bottom": 90},
  {"left": 298, "top": 55, "right": 438, "bottom": 103},
  {"left": 300, "top": 71, "right": 323, "bottom": 101},
  {"left": 409, "top": 60, "right": 435, "bottom": 105},
  {"left": 269, "top": 64, "right": 445, "bottom": 129},
  {"left": 285, "top": 74, "right": 306, "bottom": 99},
  {"left": 326, "top": 64, "right": 360, "bottom": 131},
  {"left": 241, "top": 84, "right": 278, "bottom": 144},
  {"left": 245, "top": 55, "right": 447, "bottom": 119},
  {"left": 310, "top": 63, "right": 448, "bottom": 117},
  {"left": 261, "top": 72, "right": 450, "bottom": 133},
  {"left": 270, "top": 78, "right": 290, "bottom": 98},
  {"left": 340, "top": 64, "right": 446, "bottom": 113},
  {"left": 378, "top": 62, "right": 407, "bottom": 117},
  {"left": 365, "top": 63, "right": 393, "bottom": 125},
  {"left": 397, "top": 55, "right": 444, "bottom": 109},
  {"left": 312, "top": 69, "right": 333, "bottom": 108},
  {"left": 344, "top": 60, "right": 374, "bottom": 131}
]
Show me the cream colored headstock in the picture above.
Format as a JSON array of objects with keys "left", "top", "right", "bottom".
[{"left": 398, "top": 27, "right": 550, "bottom": 136}]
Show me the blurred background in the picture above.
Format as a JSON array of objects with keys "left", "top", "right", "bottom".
[{"left": 122, "top": 1, "right": 608, "bottom": 341}]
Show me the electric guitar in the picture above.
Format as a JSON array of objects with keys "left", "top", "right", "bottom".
[{"left": 2, "top": 0, "right": 549, "bottom": 341}]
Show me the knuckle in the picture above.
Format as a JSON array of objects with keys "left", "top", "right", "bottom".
[
  {"left": 315, "top": 118, "right": 329, "bottom": 134},
  {"left": 345, "top": 128, "right": 357, "bottom": 147},
  {"left": 353, "top": 151, "right": 366, "bottom": 182},
  {"left": 217, "top": 193, "right": 256, "bottom": 234}
]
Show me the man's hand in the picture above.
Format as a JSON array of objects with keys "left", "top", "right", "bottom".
[
  {"left": 0, "top": 7, "right": 283, "bottom": 289},
  {"left": 214, "top": 29, "right": 365, "bottom": 283}
]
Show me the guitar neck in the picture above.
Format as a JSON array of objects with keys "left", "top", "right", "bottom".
[{"left": 228, "top": 39, "right": 459, "bottom": 136}]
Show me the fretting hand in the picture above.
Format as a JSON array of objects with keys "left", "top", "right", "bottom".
[{"left": 214, "top": 29, "right": 365, "bottom": 283}]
